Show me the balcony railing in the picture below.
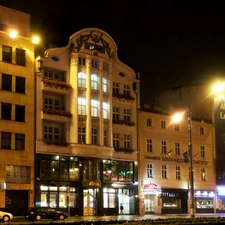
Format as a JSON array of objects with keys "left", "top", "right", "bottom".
[
  {"left": 43, "top": 139, "right": 69, "bottom": 146},
  {"left": 112, "top": 93, "right": 135, "bottom": 102},
  {"left": 112, "top": 119, "right": 135, "bottom": 126},
  {"left": 43, "top": 78, "right": 72, "bottom": 90},
  {"left": 114, "top": 147, "right": 134, "bottom": 154},
  {"left": 43, "top": 108, "right": 72, "bottom": 117}
]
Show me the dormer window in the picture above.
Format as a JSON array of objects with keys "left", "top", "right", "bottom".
[
  {"left": 85, "top": 43, "right": 105, "bottom": 54},
  {"left": 89, "top": 45, "right": 95, "bottom": 50}
]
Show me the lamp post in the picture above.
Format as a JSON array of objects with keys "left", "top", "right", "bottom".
[
  {"left": 172, "top": 104, "right": 195, "bottom": 217},
  {"left": 188, "top": 104, "right": 195, "bottom": 218}
]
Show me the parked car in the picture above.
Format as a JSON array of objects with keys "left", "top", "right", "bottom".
[
  {"left": 0, "top": 210, "right": 13, "bottom": 222},
  {"left": 25, "top": 207, "right": 68, "bottom": 221}
]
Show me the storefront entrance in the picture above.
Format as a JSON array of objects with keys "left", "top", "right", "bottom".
[
  {"left": 118, "top": 189, "right": 132, "bottom": 214},
  {"left": 83, "top": 189, "right": 96, "bottom": 216},
  {"left": 6, "top": 190, "right": 28, "bottom": 216}
]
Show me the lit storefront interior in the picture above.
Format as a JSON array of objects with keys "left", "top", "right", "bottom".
[
  {"left": 195, "top": 190, "right": 215, "bottom": 213},
  {"left": 35, "top": 155, "right": 138, "bottom": 215},
  {"left": 142, "top": 183, "right": 161, "bottom": 214}
]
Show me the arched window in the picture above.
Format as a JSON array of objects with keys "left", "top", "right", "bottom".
[
  {"left": 78, "top": 98, "right": 86, "bottom": 115},
  {"left": 91, "top": 74, "right": 99, "bottom": 90},
  {"left": 78, "top": 72, "right": 86, "bottom": 88}
]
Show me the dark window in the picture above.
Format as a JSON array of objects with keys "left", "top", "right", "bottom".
[
  {"left": 2, "top": 74, "right": 12, "bottom": 91},
  {"left": 2, "top": 103, "right": 11, "bottom": 120},
  {"left": 2, "top": 45, "right": 12, "bottom": 63},
  {"left": 16, "top": 77, "right": 25, "bottom": 94},
  {"left": 15, "top": 105, "right": 25, "bottom": 122},
  {"left": 1, "top": 132, "right": 11, "bottom": 149},
  {"left": 16, "top": 48, "right": 25, "bottom": 66},
  {"left": 15, "top": 133, "right": 25, "bottom": 150}
]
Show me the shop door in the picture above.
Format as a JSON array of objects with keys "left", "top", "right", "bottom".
[
  {"left": 83, "top": 190, "right": 95, "bottom": 216},
  {"left": 118, "top": 189, "right": 130, "bottom": 214},
  {"left": 6, "top": 190, "right": 28, "bottom": 216}
]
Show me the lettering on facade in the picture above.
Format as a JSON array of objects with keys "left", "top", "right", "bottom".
[{"left": 144, "top": 155, "right": 208, "bottom": 165}]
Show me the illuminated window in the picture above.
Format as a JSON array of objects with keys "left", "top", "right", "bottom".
[
  {"left": 102, "top": 78, "right": 108, "bottom": 92},
  {"left": 103, "top": 188, "right": 116, "bottom": 208},
  {"left": 78, "top": 72, "right": 86, "bottom": 88},
  {"left": 78, "top": 98, "right": 86, "bottom": 115},
  {"left": 91, "top": 99, "right": 98, "bottom": 117},
  {"left": 201, "top": 168, "right": 206, "bottom": 181},
  {"left": 91, "top": 74, "right": 99, "bottom": 90},
  {"left": 103, "top": 102, "right": 108, "bottom": 119}
]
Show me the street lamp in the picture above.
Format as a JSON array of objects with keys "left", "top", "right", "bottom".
[
  {"left": 188, "top": 104, "right": 195, "bottom": 218},
  {"left": 172, "top": 104, "right": 195, "bottom": 217}
]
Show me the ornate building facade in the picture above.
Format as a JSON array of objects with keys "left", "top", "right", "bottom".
[{"left": 35, "top": 28, "right": 140, "bottom": 216}]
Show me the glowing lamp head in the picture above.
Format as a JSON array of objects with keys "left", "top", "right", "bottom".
[
  {"left": 32, "top": 36, "right": 40, "bottom": 44},
  {"left": 9, "top": 30, "right": 17, "bottom": 38},
  {"left": 172, "top": 113, "right": 183, "bottom": 123}
]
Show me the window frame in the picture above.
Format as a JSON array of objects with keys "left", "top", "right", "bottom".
[
  {"left": 2, "top": 74, "right": 12, "bottom": 91},
  {"left": 147, "top": 163, "right": 153, "bottom": 178},
  {"left": 16, "top": 48, "right": 26, "bottom": 66},
  {"left": 2, "top": 45, "right": 12, "bottom": 63}
]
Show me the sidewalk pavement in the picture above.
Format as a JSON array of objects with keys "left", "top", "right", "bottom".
[{"left": 65, "top": 213, "right": 225, "bottom": 222}]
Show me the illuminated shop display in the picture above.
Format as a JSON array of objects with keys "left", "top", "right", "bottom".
[{"left": 194, "top": 190, "right": 214, "bottom": 211}]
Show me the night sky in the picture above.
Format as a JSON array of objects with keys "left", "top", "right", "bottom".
[{"left": 2, "top": 0, "right": 225, "bottom": 104}]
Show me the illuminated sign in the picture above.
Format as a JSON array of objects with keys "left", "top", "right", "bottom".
[
  {"left": 217, "top": 187, "right": 225, "bottom": 196},
  {"left": 142, "top": 183, "right": 161, "bottom": 194}
]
